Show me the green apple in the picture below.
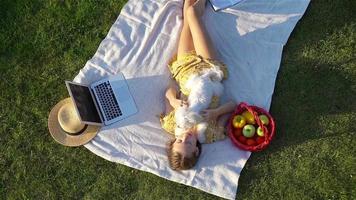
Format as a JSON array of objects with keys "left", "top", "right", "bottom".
[
  {"left": 259, "top": 115, "right": 270, "bottom": 125},
  {"left": 242, "top": 125, "right": 255, "bottom": 138},
  {"left": 257, "top": 126, "right": 264, "bottom": 137}
]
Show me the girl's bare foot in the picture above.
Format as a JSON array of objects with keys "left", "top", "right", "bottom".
[
  {"left": 184, "top": 0, "right": 197, "bottom": 19},
  {"left": 191, "top": 0, "right": 206, "bottom": 17}
]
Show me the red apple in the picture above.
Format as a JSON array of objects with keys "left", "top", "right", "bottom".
[
  {"left": 233, "top": 128, "right": 242, "bottom": 138},
  {"left": 246, "top": 139, "right": 256, "bottom": 146},
  {"left": 256, "top": 137, "right": 265, "bottom": 144},
  {"left": 238, "top": 135, "right": 247, "bottom": 144}
]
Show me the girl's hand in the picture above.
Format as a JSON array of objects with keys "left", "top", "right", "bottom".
[
  {"left": 170, "top": 98, "right": 188, "bottom": 109},
  {"left": 201, "top": 108, "right": 219, "bottom": 122},
  {"left": 180, "top": 99, "right": 189, "bottom": 108}
]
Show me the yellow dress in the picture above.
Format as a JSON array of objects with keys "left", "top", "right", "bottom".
[{"left": 160, "top": 51, "right": 228, "bottom": 143}]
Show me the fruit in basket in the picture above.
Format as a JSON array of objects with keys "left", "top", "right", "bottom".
[
  {"left": 242, "top": 124, "right": 255, "bottom": 138},
  {"left": 242, "top": 111, "right": 255, "bottom": 124},
  {"left": 259, "top": 115, "right": 270, "bottom": 125},
  {"left": 238, "top": 135, "right": 247, "bottom": 144},
  {"left": 256, "top": 137, "right": 265, "bottom": 144},
  {"left": 233, "top": 128, "right": 242, "bottom": 137},
  {"left": 246, "top": 139, "right": 256, "bottom": 146},
  {"left": 232, "top": 115, "right": 246, "bottom": 128},
  {"left": 257, "top": 126, "right": 265, "bottom": 137}
]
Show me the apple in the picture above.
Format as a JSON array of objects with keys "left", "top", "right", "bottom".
[
  {"left": 242, "top": 124, "right": 255, "bottom": 138},
  {"left": 256, "top": 137, "right": 265, "bottom": 144},
  {"left": 242, "top": 111, "right": 255, "bottom": 124},
  {"left": 246, "top": 139, "right": 256, "bottom": 146},
  {"left": 238, "top": 135, "right": 247, "bottom": 144},
  {"left": 259, "top": 115, "right": 270, "bottom": 125},
  {"left": 233, "top": 128, "right": 242, "bottom": 137},
  {"left": 232, "top": 115, "right": 246, "bottom": 128},
  {"left": 257, "top": 126, "right": 265, "bottom": 137}
]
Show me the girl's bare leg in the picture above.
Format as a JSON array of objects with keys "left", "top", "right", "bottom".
[
  {"left": 187, "top": 0, "right": 217, "bottom": 59},
  {"left": 177, "top": 0, "right": 196, "bottom": 58},
  {"left": 165, "top": 1, "right": 196, "bottom": 113}
]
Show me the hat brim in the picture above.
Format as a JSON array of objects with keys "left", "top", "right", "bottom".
[{"left": 48, "top": 98, "right": 100, "bottom": 147}]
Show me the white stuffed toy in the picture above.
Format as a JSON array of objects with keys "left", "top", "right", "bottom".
[{"left": 175, "top": 65, "right": 224, "bottom": 137}]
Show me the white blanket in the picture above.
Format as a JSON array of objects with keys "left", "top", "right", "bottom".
[{"left": 73, "top": 0, "right": 310, "bottom": 199}]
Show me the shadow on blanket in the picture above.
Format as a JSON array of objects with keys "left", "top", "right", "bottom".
[
  {"left": 224, "top": 10, "right": 301, "bottom": 37},
  {"left": 204, "top": 6, "right": 303, "bottom": 43}
]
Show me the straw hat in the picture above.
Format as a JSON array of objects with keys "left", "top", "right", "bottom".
[{"left": 48, "top": 98, "right": 100, "bottom": 146}]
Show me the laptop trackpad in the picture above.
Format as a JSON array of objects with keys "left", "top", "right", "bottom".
[{"left": 115, "top": 87, "right": 130, "bottom": 102}]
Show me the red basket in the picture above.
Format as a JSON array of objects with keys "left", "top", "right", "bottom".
[{"left": 227, "top": 102, "right": 275, "bottom": 152}]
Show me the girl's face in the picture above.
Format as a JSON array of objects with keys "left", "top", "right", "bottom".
[{"left": 173, "top": 131, "right": 199, "bottom": 157}]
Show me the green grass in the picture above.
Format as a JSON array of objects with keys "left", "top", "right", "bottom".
[{"left": 0, "top": 0, "right": 355, "bottom": 199}]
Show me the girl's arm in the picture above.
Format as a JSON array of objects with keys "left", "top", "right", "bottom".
[
  {"left": 201, "top": 101, "right": 236, "bottom": 121},
  {"left": 165, "top": 79, "right": 179, "bottom": 103},
  {"left": 165, "top": 79, "right": 188, "bottom": 110},
  {"left": 215, "top": 101, "right": 235, "bottom": 116}
]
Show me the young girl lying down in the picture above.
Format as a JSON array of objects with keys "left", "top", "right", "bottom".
[{"left": 160, "top": 0, "right": 235, "bottom": 170}]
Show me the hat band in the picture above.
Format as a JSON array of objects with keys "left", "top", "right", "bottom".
[{"left": 61, "top": 124, "right": 88, "bottom": 136}]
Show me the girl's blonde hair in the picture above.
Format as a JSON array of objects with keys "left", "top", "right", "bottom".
[{"left": 166, "top": 138, "right": 202, "bottom": 170}]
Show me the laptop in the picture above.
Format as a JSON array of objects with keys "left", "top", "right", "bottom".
[{"left": 65, "top": 72, "right": 138, "bottom": 126}]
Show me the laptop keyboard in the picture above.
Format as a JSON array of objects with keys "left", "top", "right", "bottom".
[{"left": 94, "top": 81, "right": 123, "bottom": 121}]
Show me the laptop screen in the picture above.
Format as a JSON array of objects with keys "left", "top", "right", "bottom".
[{"left": 67, "top": 82, "right": 101, "bottom": 124}]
